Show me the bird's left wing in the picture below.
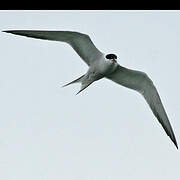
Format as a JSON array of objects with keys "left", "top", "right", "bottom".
[
  {"left": 3, "top": 30, "right": 103, "bottom": 66},
  {"left": 106, "top": 65, "right": 178, "bottom": 149}
]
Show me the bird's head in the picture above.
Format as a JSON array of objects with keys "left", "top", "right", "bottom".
[{"left": 105, "top": 54, "right": 117, "bottom": 63}]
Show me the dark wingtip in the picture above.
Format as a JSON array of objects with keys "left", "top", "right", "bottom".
[
  {"left": 2, "top": 30, "right": 11, "bottom": 33},
  {"left": 2, "top": 30, "right": 20, "bottom": 34},
  {"left": 173, "top": 139, "right": 178, "bottom": 150},
  {"left": 176, "top": 144, "right": 178, "bottom": 149},
  {"left": 170, "top": 135, "right": 178, "bottom": 149},
  {"left": 2, "top": 30, "right": 17, "bottom": 35}
]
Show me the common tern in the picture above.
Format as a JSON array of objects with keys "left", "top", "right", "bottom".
[{"left": 3, "top": 30, "right": 178, "bottom": 149}]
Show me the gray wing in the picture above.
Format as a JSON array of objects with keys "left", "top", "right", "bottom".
[
  {"left": 3, "top": 30, "right": 103, "bottom": 66},
  {"left": 106, "top": 65, "right": 178, "bottom": 149}
]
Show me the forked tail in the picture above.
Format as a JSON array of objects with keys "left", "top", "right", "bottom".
[
  {"left": 62, "top": 74, "right": 93, "bottom": 95},
  {"left": 62, "top": 75, "right": 85, "bottom": 87}
]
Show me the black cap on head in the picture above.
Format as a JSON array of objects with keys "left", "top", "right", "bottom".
[{"left": 106, "top": 54, "right": 117, "bottom": 60}]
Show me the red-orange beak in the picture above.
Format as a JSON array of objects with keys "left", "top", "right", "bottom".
[{"left": 112, "top": 59, "right": 117, "bottom": 63}]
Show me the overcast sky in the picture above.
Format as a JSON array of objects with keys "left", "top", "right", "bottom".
[{"left": 0, "top": 10, "right": 180, "bottom": 180}]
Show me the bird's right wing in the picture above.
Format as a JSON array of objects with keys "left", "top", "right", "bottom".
[
  {"left": 3, "top": 30, "right": 103, "bottom": 66},
  {"left": 106, "top": 66, "right": 178, "bottom": 149}
]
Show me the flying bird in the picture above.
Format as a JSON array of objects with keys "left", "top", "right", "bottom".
[{"left": 3, "top": 30, "right": 178, "bottom": 149}]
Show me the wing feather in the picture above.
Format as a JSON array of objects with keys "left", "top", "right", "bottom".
[
  {"left": 106, "top": 65, "right": 178, "bottom": 149},
  {"left": 3, "top": 30, "right": 103, "bottom": 66}
]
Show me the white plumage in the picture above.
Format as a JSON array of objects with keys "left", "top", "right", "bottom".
[{"left": 3, "top": 30, "right": 178, "bottom": 149}]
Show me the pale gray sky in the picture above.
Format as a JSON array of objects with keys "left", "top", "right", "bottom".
[{"left": 0, "top": 10, "right": 180, "bottom": 180}]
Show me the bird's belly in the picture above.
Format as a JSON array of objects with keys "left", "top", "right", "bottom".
[{"left": 87, "top": 61, "right": 118, "bottom": 82}]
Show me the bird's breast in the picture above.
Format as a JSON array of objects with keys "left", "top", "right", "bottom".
[{"left": 95, "top": 60, "right": 118, "bottom": 76}]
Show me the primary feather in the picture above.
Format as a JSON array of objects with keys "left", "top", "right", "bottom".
[
  {"left": 3, "top": 30, "right": 103, "bottom": 66},
  {"left": 106, "top": 65, "right": 178, "bottom": 149}
]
